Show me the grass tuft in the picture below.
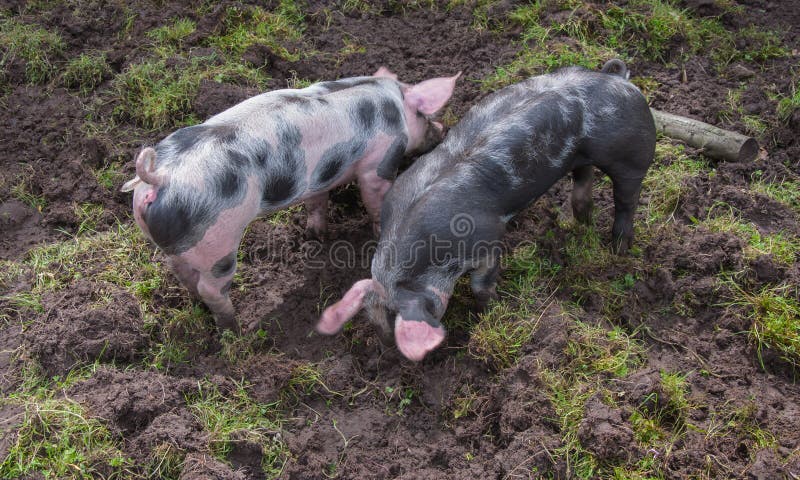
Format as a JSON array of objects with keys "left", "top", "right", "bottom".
[
  {"left": 187, "top": 380, "right": 287, "bottom": 475},
  {"left": 0, "top": 18, "right": 64, "bottom": 84},
  {"left": 61, "top": 51, "right": 110, "bottom": 95},
  {"left": 727, "top": 282, "right": 800, "bottom": 368},
  {"left": 0, "top": 364, "right": 135, "bottom": 478}
]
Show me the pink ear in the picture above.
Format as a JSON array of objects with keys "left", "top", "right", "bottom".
[
  {"left": 403, "top": 72, "right": 461, "bottom": 116},
  {"left": 316, "top": 279, "right": 375, "bottom": 335},
  {"left": 394, "top": 315, "right": 446, "bottom": 361},
  {"left": 373, "top": 66, "right": 398, "bottom": 80}
]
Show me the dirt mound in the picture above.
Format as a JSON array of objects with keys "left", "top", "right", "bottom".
[
  {"left": 180, "top": 453, "right": 249, "bottom": 480},
  {"left": 23, "top": 281, "right": 148, "bottom": 377},
  {"left": 68, "top": 367, "right": 194, "bottom": 435}
]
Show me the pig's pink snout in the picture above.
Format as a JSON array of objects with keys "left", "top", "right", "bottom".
[{"left": 394, "top": 315, "right": 446, "bottom": 362}]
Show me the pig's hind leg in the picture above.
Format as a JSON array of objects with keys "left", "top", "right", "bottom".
[
  {"left": 356, "top": 169, "right": 393, "bottom": 236},
  {"left": 607, "top": 174, "right": 646, "bottom": 254}
]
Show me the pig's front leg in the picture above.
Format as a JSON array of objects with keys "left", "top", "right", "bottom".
[
  {"left": 197, "top": 269, "right": 238, "bottom": 333},
  {"left": 305, "top": 192, "right": 329, "bottom": 240},
  {"left": 470, "top": 255, "right": 500, "bottom": 312},
  {"left": 356, "top": 169, "right": 393, "bottom": 236}
]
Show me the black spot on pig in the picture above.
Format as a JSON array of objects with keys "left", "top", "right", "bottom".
[
  {"left": 355, "top": 99, "right": 376, "bottom": 131},
  {"left": 263, "top": 174, "right": 298, "bottom": 204},
  {"left": 376, "top": 134, "right": 407, "bottom": 180},
  {"left": 144, "top": 188, "right": 214, "bottom": 255},
  {"left": 260, "top": 122, "right": 306, "bottom": 205},
  {"left": 162, "top": 125, "right": 238, "bottom": 156},
  {"left": 380, "top": 98, "right": 402, "bottom": 130},
  {"left": 311, "top": 138, "right": 367, "bottom": 191},
  {"left": 212, "top": 251, "right": 236, "bottom": 278},
  {"left": 215, "top": 167, "right": 243, "bottom": 199}
]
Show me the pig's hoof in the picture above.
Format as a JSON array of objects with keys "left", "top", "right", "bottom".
[
  {"left": 215, "top": 315, "right": 241, "bottom": 336},
  {"left": 474, "top": 290, "right": 499, "bottom": 313}
]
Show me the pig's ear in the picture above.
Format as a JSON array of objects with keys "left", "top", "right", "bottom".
[
  {"left": 403, "top": 72, "right": 461, "bottom": 116},
  {"left": 373, "top": 66, "right": 398, "bottom": 80},
  {"left": 394, "top": 298, "right": 446, "bottom": 361},
  {"left": 134, "top": 147, "right": 163, "bottom": 187},
  {"left": 316, "top": 279, "right": 375, "bottom": 335}
]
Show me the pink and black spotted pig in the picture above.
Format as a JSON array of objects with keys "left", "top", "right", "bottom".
[
  {"left": 318, "top": 60, "right": 656, "bottom": 361},
  {"left": 121, "top": 68, "right": 460, "bottom": 332}
]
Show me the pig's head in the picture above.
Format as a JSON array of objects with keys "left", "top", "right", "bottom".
[
  {"left": 316, "top": 278, "right": 449, "bottom": 362},
  {"left": 373, "top": 67, "right": 461, "bottom": 158}
]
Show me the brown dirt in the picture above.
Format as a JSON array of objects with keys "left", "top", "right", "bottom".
[{"left": 2, "top": 0, "right": 800, "bottom": 478}]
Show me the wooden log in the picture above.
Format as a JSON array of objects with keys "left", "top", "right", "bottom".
[{"left": 650, "top": 108, "right": 759, "bottom": 163}]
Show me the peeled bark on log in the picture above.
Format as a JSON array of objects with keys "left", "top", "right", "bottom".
[{"left": 650, "top": 108, "right": 759, "bottom": 163}]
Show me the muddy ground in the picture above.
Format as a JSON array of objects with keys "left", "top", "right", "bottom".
[{"left": 1, "top": 0, "right": 799, "bottom": 478}]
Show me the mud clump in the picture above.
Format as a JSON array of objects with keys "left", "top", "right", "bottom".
[
  {"left": 179, "top": 453, "right": 248, "bottom": 480},
  {"left": 578, "top": 395, "right": 639, "bottom": 463},
  {"left": 68, "top": 367, "right": 195, "bottom": 435},
  {"left": 23, "top": 282, "right": 148, "bottom": 377}
]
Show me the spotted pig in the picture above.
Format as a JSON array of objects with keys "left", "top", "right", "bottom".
[{"left": 121, "top": 68, "right": 460, "bottom": 332}]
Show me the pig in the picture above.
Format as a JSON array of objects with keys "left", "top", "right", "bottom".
[
  {"left": 121, "top": 68, "right": 460, "bottom": 333},
  {"left": 317, "top": 59, "right": 656, "bottom": 361}
]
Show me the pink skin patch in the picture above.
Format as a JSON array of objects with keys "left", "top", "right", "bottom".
[
  {"left": 394, "top": 315, "right": 446, "bottom": 362},
  {"left": 373, "top": 66, "right": 398, "bottom": 80},
  {"left": 317, "top": 279, "right": 375, "bottom": 335}
]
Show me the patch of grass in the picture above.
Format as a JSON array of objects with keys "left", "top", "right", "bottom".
[
  {"left": 23, "top": 222, "right": 162, "bottom": 296},
  {"left": 713, "top": 26, "right": 787, "bottom": 66},
  {"left": 700, "top": 206, "right": 799, "bottom": 265},
  {"left": 0, "top": 364, "right": 135, "bottom": 478},
  {"left": 11, "top": 178, "right": 46, "bottom": 212},
  {"left": 187, "top": 380, "right": 287, "bottom": 475},
  {"left": 468, "top": 243, "right": 560, "bottom": 368},
  {"left": 567, "top": 321, "right": 645, "bottom": 378},
  {"left": 208, "top": 2, "right": 305, "bottom": 59},
  {"left": 750, "top": 177, "right": 800, "bottom": 216},
  {"left": 73, "top": 203, "right": 105, "bottom": 236},
  {"left": 727, "top": 282, "right": 800, "bottom": 368},
  {"left": 93, "top": 161, "right": 126, "bottom": 190},
  {"left": 719, "top": 88, "right": 768, "bottom": 137},
  {"left": 112, "top": 51, "right": 269, "bottom": 130},
  {"left": 641, "top": 141, "right": 708, "bottom": 224},
  {"left": 0, "top": 17, "right": 64, "bottom": 84},
  {"left": 600, "top": 0, "right": 725, "bottom": 62},
  {"left": 61, "top": 51, "right": 110, "bottom": 95},
  {"left": 146, "top": 18, "right": 196, "bottom": 48},
  {"left": 776, "top": 79, "right": 800, "bottom": 122},
  {"left": 480, "top": 41, "right": 614, "bottom": 91},
  {"left": 703, "top": 401, "right": 778, "bottom": 451},
  {"left": 218, "top": 328, "right": 269, "bottom": 364},
  {"left": 145, "top": 304, "right": 211, "bottom": 371},
  {"left": 267, "top": 203, "right": 302, "bottom": 226}
]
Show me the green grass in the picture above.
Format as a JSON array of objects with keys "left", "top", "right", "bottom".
[
  {"left": 10, "top": 177, "right": 46, "bottom": 212},
  {"left": 61, "top": 52, "right": 110, "bottom": 95},
  {"left": 641, "top": 141, "right": 708, "bottom": 224},
  {"left": 187, "top": 380, "right": 287, "bottom": 475},
  {"left": 467, "top": 243, "right": 560, "bottom": 368},
  {"left": 208, "top": 2, "right": 305, "bottom": 59},
  {"left": 93, "top": 161, "right": 126, "bottom": 190},
  {"left": 112, "top": 51, "right": 269, "bottom": 130},
  {"left": 0, "top": 17, "right": 64, "bottom": 85},
  {"left": 719, "top": 89, "right": 768, "bottom": 136},
  {"left": 146, "top": 18, "right": 196, "bottom": 48},
  {"left": 0, "top": 365, "right": 136, "bottom": 479},
  {"left": 777, "top": 79, "right": 800, "bottom": 122},
  {"left": 751, "top": 177, "right": 800, "bottom": 216},
  {"left": 727, "top": 282, "right": 800, "bottom": 368},
  {"left": 700, "top": 206, "right": 799, "bottom": 266}
]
